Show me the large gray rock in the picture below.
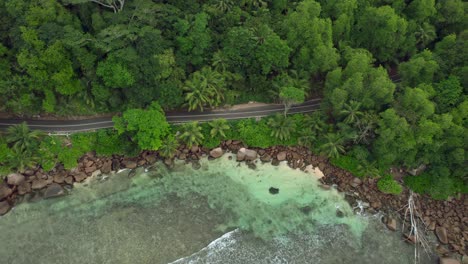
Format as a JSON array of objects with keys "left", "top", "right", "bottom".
[
  {"left": 7, "top": 173, "right": 25, "bottom": 185},
  {"left": 53, "top": 173, "right": 65, "bottom": 184},
  {"left": 122, "top": 160, "right": 137, "bottom": 169},
  {"left": 0, "top": 201, "right": 11, "bottom": 216},
  {"left": 209, "top": 147, "right": 224, "bottom": 158},
  {"left": 18, "top": 182, "right": 31, "bottom": 195},
  {"left": 44, "top": 183, "right": 65, "bottom": 199},
  {"left": 436, "top": 226, "right": 448, "bottom": 244},
  {"left": 31, "top": 178, "right": 49, "bottom": 190},
  {"left": 0, "top": 184, "right": 12, "bottom": 200},
  {"left": 440, "top": 258, "right": 461, "bottom": 264},
  {"left": 237, "top": 148, "right": 257, "bottom": 161},
  {"left": 260, "top": 154, "right": 272, "bottom": 162},
  {"left": 101, "top": 160, "right": 112, "bottom": 174},
  {"left": 276, "top": 151, "right": 287, "bottom": 161},
  {"left": 73, "top": 172, "right": 88, "bottom": 183}
]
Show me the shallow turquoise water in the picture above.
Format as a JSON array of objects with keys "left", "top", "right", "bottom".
[{"left": 0, "top": 155, "right": 436, "bottom": 263}]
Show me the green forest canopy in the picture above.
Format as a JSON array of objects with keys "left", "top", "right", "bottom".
[{"left": 0, "top": 0, "right": 466, "bottom": 199}]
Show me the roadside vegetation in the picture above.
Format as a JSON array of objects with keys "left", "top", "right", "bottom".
[{"left": 0, "top": 0, "right": 466, "bottom": 200}]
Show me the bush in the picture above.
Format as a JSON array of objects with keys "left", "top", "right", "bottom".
[
  {"left": 331, "top": 155, "right": 364, "bottom": 177},
  {"left": 236, "top": 119, "right": 275, "bottom": 148},
  {"left": 403, "top": 175, "right": 431, "bottom": 194},
  {"left": 95, "top": 129, "right": 135, "bottom": 156},
  {"left": 405, "top": 172, "right": 466, "bottom": 200},
  {"left": 200, "top": 123, "right": 222, "bottom": 148},
  {"left": 377, "top": 175, "right": 403, "bottom": 195}
]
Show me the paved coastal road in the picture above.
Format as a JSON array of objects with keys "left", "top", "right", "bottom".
[{"left": 0, "top": 99, "right": 321, "bottom": 133}]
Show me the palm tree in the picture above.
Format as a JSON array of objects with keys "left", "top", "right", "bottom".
[
  {"left": 177, "top": 122, "right": 204, "bottom": 148},
  {"left": 184, "top": 77, "right": 211, "bottom": 112},
  {"left": 184, "top": 67, "right": 225, "bottom": 111},
  {"left": 6, "top": 148, "right": 39, "bottom": 172},
  {"left": 267, "top": 114, "right": 296, "bottom": 141},
  {"left": 212, "top": 51, "right": 229, "bottom": 73},
  {"left": 303, "top": 113, "right": 326, "bottom": 135},
  {"left": 297, "top": 127, "right": 316, "bottom": 148},
  {"left": 319, "top": 133, "right": 346, "bottom": 159},
  {"left": 209, "top": 119, "right": 230, "bottom": 138},
  {"left": 214, "top": 0, "right": 234, "bottom": 13},
  {"left": 6, "top": 122, "right": 43, "bottom": 151},
  {"left": 340, "top": 101, "right": 364, "bottom": 125},
  {"left": 158, "top": 135, "right": 179, "bottom": 159},
  {"left": 355, "top": 112, "right": 378, "bottom": 144},
  {"left": 241, "top": 0, "right": 267, "bottom": 9},
  {"left": 415, "top": 23, "right": 436, "bottom": 48}
]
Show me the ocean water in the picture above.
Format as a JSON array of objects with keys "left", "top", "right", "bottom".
[{"left": 0, "top": 155, "right": 436, "bottom": 264}]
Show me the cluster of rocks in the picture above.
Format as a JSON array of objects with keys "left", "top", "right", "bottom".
[{"left": 0, "top": 140, "right": 466, "bottom": 263}]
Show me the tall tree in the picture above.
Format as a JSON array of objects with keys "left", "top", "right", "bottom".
[
  {"left": 6, "top": 122, "right": 43, "bottom": 152},
  {"left": 319, "top": 133, "right": 345, "bottom": 159},
  {"left": 113, "top": 102, "right": 170, "bottom": 151},
  {"left": 352, "top": 5, "right": 412, "bottom": 62},
  {"left": 209, "top": 119, "right": 230, "bottom": 139},
  {"left": 399, "top": 50, "right": 439, "bottom": 87},
  {"left": 177, "top": 122, "right": 204, "bottom": 148},
  {"left": 267, "top": 114, "right": 296, "bottom": 141},
  {"left": 184, "top": 67, "right": 225, "bottom": 111},
  {"left": 158, "top": 135, "right": 180, "bottom": 159},
  {"left": 284, "top": 0, "right": 339, "bottom": 75},
  {"left": 279, "top": 86, "right": 305, "bottom": 116}
]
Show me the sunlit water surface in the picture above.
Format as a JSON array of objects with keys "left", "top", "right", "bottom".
[{"left": 0, "top": 155, "right": 436, "bottom": 264}]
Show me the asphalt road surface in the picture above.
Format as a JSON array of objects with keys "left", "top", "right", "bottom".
[{"left": 0, "top": 99, "right": 321, "bottom": 133}]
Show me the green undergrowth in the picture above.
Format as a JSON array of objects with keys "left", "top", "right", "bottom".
[
  {"left": 330, "top": 155, "right": 365, "bottom": 178},
  {"left": 404, "top": 173, "right": 467, "bottom": 200},
  {"left": 377, "top": 175, "right": 403, "bottom": 195}
]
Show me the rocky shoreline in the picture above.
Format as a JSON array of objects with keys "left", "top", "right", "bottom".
[{"left": 0, "top": 140, "right": 466, "bottom": 263}]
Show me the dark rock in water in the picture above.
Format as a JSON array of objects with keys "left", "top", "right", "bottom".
[
  {"left": 336, "top": 209, "right": 345, "bottom": 218},
  {"left": 128, "top": 169, "right": 137, "bottom": 178},
  {"left": 271, "top": 159, "right": 280, "bottom": 166},
  {"left": 0, "top": 201, "right": 11, "bottom": 216},
  {"left": 344, "top": 194, "right": 357, "bottom": 206},
  {"left": 164, "top": 158, "right": 174, "bottom": 168},
  {"left": 247, "top": 162, "right": 256, "bottom": 170},
  {"left": 27, "top": 191, "right": 43, "bottom": 203},
  {"left": 111, "top": 159, "right": 120, "bottom": 171},
  {"left": 192, "top": 161, "right": 201, "bottom": 170},
  {"left": 300, "top": 206, "right": 312, "bottom": 215},
  {"left": 269, "top": 187, "right": 279, "bottom": 195},
  {"left": 260, "top": 154, "right": 272, "bottom": 162},
  {"left": 44, "top": 183, "right": 65, "bottom": 199},
  {"left": 0, "top": 184, "right": 12, "bottom": 200}
]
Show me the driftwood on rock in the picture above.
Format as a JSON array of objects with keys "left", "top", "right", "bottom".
[{"left": 400, "top": 191, "right": 431, "bottom": 264}]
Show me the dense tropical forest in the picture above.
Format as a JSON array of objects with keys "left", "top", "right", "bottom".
[{"left": 0, "top": 0, "right": 466, "bottom": 199}]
